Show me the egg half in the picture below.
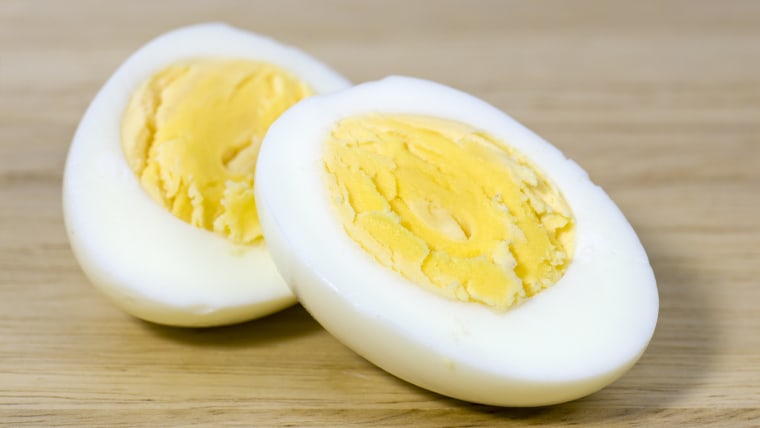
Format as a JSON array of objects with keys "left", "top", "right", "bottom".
[
  {"left": 255, "top": 76, "right": 659, "bottom": 406},
  {"left": 63, "top": 23, "right": 350, "bottom": 327}
]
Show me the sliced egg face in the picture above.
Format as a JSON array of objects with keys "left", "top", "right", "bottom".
[
  {"left": 63, "top": 23, "right": 350, "bottom": 327},
  {"left": 255, "top": 76, "right": 659, "bottom": 406}
]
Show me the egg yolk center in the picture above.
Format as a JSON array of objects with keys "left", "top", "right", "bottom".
[
  {"left": 121, "top": 59, "right": 314, "bottom": 245},
  {"left": 324, "top": 115, "right": 575, "bottom": 310}
]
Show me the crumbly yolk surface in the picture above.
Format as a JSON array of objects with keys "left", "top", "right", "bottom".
[
  {"left": 122, "top": 59, "right": 314, "bottom": 245},
  {"left": 324, "top": 115, "right": 575, "bottom": 310}
]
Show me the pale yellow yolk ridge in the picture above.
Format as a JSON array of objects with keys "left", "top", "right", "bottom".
[
  {"left": 324, "top": 115, "right": 575, "bottom": 310},
  {"left": 121, "top": 59, "right": 314, "bottom": 245}
]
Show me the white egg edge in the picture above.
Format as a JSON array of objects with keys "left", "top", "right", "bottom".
[
  {"left": 255, "top": 76, "right": 659, "bottom": 405},
  {"left": 62, "top": 23, "right": 351, "bottom": 327}
]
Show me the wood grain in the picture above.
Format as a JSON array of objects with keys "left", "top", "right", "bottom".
[{"left": 2, "top": 0, "right": 759, "bottom": 426}]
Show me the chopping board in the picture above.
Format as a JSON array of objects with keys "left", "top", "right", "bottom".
[{"left": 2, "top": 0, "right": 759, "bottom": 426}]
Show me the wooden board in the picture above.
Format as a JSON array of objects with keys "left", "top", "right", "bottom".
[{"left": 1, "top": 0, "right": 759, "bottom": 426}]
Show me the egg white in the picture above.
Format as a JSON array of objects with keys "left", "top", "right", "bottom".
[
  {"left": 255, "top": 76, "right": 659, "bottom": 406},
  {"left": 63, "top": 23, "right": 350, "bottom": 327}
]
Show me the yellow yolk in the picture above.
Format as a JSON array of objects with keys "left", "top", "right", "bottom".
[
  {"left": 121, "top": 59, "right": 314, "bottom": 245},
  {"left": 324, "top": 115, "right": 575, "bottom": 310}
]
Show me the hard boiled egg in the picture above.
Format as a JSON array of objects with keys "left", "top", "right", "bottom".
[
  {"left": 63, "top": 23, "right": 350, "bottom": 327},
  {"left": 255, "top": 76, "right": 659, "bottom": 406}
]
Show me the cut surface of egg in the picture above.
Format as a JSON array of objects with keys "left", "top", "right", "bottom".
[
  {"left": 255, "top": 76, "right": 659, "bottom": 406},
  {"left": 63, "top": 23, "right": 350, "bottom": 327}
]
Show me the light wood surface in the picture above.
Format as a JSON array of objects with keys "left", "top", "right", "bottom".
[{"left": 2, "top": 0, "right": 759, "bottom": 426}]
